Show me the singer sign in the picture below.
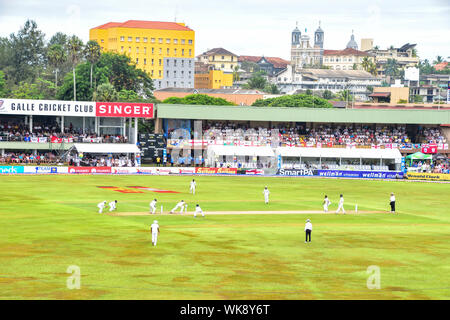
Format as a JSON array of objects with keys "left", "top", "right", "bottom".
[{"left": 96, "top": 102, "right": 154, "bottom": 118}]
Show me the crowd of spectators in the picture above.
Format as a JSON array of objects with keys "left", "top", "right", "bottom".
[
  {"left": 0, "top": 152, "right": 57, "bottom": 164},
  {"left": 419, "top": 127, "right": 448, "bottom": 145},
  {"left": 67, "top": 154, "right": 135, "bottom": 167},
  {"left": 0, "top": 120, "right": 127, "bottom": 143},
  {"left": 409, "top": 159, "right": 450, "bottom": 174}
]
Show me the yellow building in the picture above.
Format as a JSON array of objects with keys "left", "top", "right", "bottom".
[
  {"left": 90, "top": 20, "right": 195, "bottom": 89},
  {"left": 323, "top": 48, "right": 374, "bottom": 71},
  {"left": 197, "top": 48, "right": 238, "bottom": 73},
  {"left": 194, "top": 70, "right": 233, "bottom": 89},
  {"left": 369, "top": 86, "right": 410, "bottom": 104}
]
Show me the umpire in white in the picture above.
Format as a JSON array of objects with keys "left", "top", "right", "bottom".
[
  {"left": 305, "top": 219, "right": 312, "bottom": 243},
  {"left": 390, "top": 192, "right": 396, "bottom": 214}
]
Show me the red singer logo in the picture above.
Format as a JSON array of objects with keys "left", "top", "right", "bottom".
[{"left": 96, "top": 102, "right": 154, "bottom": 118}]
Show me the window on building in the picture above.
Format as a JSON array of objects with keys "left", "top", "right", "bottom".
[
  {"left": 136, "top": 37, "right": 140, "bottom": 42},
  {"left": 151, "top": 70, "right": 154, "bottom": 76},
  {"left": 101, "top": 39, "right": 104, "bottom": 43},
  {"left": 174, "top": 71, "right": 176, "bottom": 77},
  {"left": 167, "top": 48, "right": 170, "bottom": 55},
  {"left": 174, "top": 48, "right": 177, "bottom": 55},
  {"left": 128, "top": 37, "right": 132, "bottom": 42},
  {"left": 189, "top": 49, "right": 192, "bottom": 56},
  {"left": 152, "top": 47, "right": 154, "bottom": 54},
  {"left": 136, "top": 58, "right": 139, "bottom": 64},
  {"left": 159, "top": 71, "right": 161, "bottom": 77},
  {"left": 151, "top": 38, "right": 155, "bottom": 43},
  {"left": 167, "top": 81, "right": 169, "bottom": 86},
  {"left": 182, "top": 49, "right": 185, "bottom": 56},
  {"left": 136, "top": 47, "right": 139, "bottom": 54},
  {"left": 174, "top": 60, "right": 177, "bottom": 66},
  {"left": 166, "top": 38, "right": 170, "bottom": 44},
  {"left": 181, "top": 60, "right": 184, "bottom": 67},
  {"left": 120, "top": 36, "right": 124, "bottom": 42},
  {"left": 181, "top": 39, "right": 185, "bottom": 44},
  {"left": 159, "top": 38, "right": 163, "bottom": 43},
  {"left": 158, "top": 81, "right": 161, "bottom": 87},
  {"left": 221, "top": 64, "right": 225, "bottom": 68},
  {"left": 159, "top": 48, "right": 162, "bottom": 54},
  {"left": 128, "top": 47, "right": 131, "bottom": 53},
  {"left": 221, "top": 56, "right": 225, "bottom": 60},
  {"left": 121, "top": 46, "right": 124, "bottom": 52},
  {"left": 188, "top": 60, "right": 191, "bottom": 66},
  {"left": 151, "top": 59, "right": 154, "bottom": 65},
  {"left": 143, "top": 37, "right": 148, "bottom": 43},
  {"left": 167, "top": 59, "right": 170, "bottom": 65},
  {"left": 144, "top": 47, "right": 147, "bottom": 54},
  {"left": 188, "top": 40, "right": 193, "bottom": 44},
  {"left": 166, "top": 71, "right": 169, "bottom": 77},
  {"left": 159, "top": 59, "right": 161, "bottom": 66},
  {"left": 174, "top": 39, "right": 178, "bottom": 44},
  {"left": 181, "top": 70, "right": 184, "bottom": 77}
]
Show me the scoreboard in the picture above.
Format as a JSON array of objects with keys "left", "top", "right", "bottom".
[{"left": 139, "top": 133, "right": 166, "bottom": 159}]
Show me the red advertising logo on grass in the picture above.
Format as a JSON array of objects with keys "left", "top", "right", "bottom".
[
  {"left": 127, "top": 186, "right": 180, "bottom": 193},
  {"left": 96, "top": 102, "right": 154, "bottom": 118},
  {"left": 97, "top": 186, "right": 144, "bottom": 193}
]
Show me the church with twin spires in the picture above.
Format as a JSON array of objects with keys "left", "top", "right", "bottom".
[{"left": 290, "top": 22, "right": 324, "bottom": 72}]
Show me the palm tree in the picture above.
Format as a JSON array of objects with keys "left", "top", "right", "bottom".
[
  {"left": 232, "top": 65, "right": 240, "bottom": 83},
  {"left": 66, "top": 35, "right": 84, "bottom": 101},
  {"left": 84, "top": 40, "right": 101, "bottom": 88},
  {"left": 93, "top": 82, "right": 118, "bottom": 102},
  {"left": 384, "top": 58, "right": 400, "bottom": 77},
  {"left": 47, "top": 44, "right": 67, "bottom": 94},
  {"left": 433, "top": 56, "right": 444, "bottom": 65},
  {"left": 361, "top": 57, "right": 378, "bottom": 76}
]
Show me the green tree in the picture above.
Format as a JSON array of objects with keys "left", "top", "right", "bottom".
[
  {"left": 361, "top": 56, "right": 377, "bottom": 75},
  {"left": 47, "top": 44, "right": 67, "bottom": 94},
  {"left": 48, "top": 32, "right": 68, "bottom": 47},
  {"left": 433, "top": 56, "right": 444, "bottom": 65},
  {"left": 84, "top": 40, "right": 101, "bottom": 88},
  {"left": 384, "top": 58, "right": 400, "bottom": 78},
  {"left": 66, "top": 35, "right": 84, "bottom": 100},
  {"left": 9, "top": 78, "right": 55, "bottom": 99},
  {"left": 263, "top": 83, "right": 280, "bottom": 94},
  {"left": 244, "top": 72, "right": 267, "bottom": 90},
  {"left": 252, "top": 94, "right": 332, "bottom": 108},
  {"left": 162, "top": 94, "right": 235, "bottom": 105},
  {"left": 337, "top": 90, "right": 353, "bottom": 102},
  {"left": 93, "top": 82, "right": 118, "bottom": 102},
  {"left": 322, "top": 89, "right": 334, "bottom": 99},
  {"left": 0, "top": 70, "right": 7, "bottom": 97},
  {"left": 240, "top": 61, "right": 260, "bottom": 73},
  {"left": 8, "top": 20, "right": 46, "bottom": 84},
  {"left": 232, "top": 65, "right": 240, "bottom": 82}
]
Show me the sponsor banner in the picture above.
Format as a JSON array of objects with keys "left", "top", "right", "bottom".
[
  {"left": 317, "top": 170, "right": 404, "bottom": 179},
  {"left": 245, "top": 169, "right": 264, "bottom": 175},
  {"left": 421, "top": 144, "right": 438, "bottom": 154},
  {"left": 68, "top": 166, "right": 112, "bottom": 174},
  {"left": 195, "top": 167, "right": 238, "bottom": 174},
  {"left": 96, "top": 102, "right": 154, "bottom": 118},
  {"left": 0, "top": 98, "right": 95, "bottom": 117},
  {"left": 23, "top": 166, "right": 61, "bottom": 174},
  {"left": 0, "top": 166, "right": 24, "bottom": 174},
  {"left": 111, "top": 167, "right": 138, "bottom": 174},
  {"left": 406, "top": 172, "right": 450, "bottom": 181},
  {"left": 276, "top": 168, "right": 316, "bottom": 176}
]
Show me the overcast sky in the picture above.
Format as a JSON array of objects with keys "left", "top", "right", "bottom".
[{"left": 0, "top": 0, "right": 449, "bottom": 62}]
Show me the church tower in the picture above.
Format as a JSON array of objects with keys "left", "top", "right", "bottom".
[
  {"left": 314, "top": 21, "right": 324, "bottom": 49},
  {"left": 292, "top": 22, "right": 301, "bottom": 45},
  {"left": 346, "top": 30, "right": 358, "bottom": 50}
]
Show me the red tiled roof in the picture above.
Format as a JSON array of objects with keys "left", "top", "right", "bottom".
[
  {"left": 369, "top": 92, "right": 391, "bottom": 97},
  {"left": 434, "top": 62, "right": 448, "bottom": 71},
  {"left": 324, "top": 48, "right": 370, "bottom": 56},
  {"left": 238, "top": 55, "right": 290, "bottom": 68},
  {"left": 91, "top": 20, "right": 193, "bottom": 31}
]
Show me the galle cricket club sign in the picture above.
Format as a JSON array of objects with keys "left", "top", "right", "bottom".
[{"left": 0, "top": 98, "right": 154, "bottom": 118}]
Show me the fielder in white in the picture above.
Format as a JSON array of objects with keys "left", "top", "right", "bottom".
[
  {"left": 336, "top": 194, "right": 345, "bottom": 214},
  {"left": 194, "top": 204, "right": 204, "bottom": 218},
  {"left": 150, "top": 220, "right": 160, "bottom": 246},
  {"left": 323, "top": 195, "right": 331, "bottom": 212},
  {"left": 263, "top": 186, "right": 270, "bottom": 204},
  {"left": 97, "top": 201, "right": 106, "bottom": 214},
  {"left": 109, "top": 200, "right": 117, "bottom": 212},
  {"left": 149, "top": 199, "right": 157, "bottom": 214},
  {"left": 190, "top": 179, "right": 196, "bottom": 194},
  {"left": 170, "top": 200, "right": 186, "bottom": 214}
]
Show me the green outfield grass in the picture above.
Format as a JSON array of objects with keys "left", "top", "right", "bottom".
[{"left": 0, "top": 175, "right": 449, "bottom": 300}]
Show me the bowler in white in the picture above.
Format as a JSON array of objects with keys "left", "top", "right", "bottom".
[
  {"left": 109, "top": 200, "right": 117, "bottom": 212},
  {"left": 150, "top": 220, "right": 160, "bottom": 246},
  {"left": 336, "top": 194, "right": 345, "bottom": 214},
  {"left": 323, "top": 195, "right": 331, "bottom": 212},
  {"left": 263, "top": 186, "right": 270, "bottom": 204},
  {"left": 150, "top": 199, "right": 157, "bottom": 214}
]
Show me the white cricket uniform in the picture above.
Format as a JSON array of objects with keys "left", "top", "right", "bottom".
[
  {"left": 323, "top": 198, "right": 331, "bottom": 212},
  {"left": 97, "top": 202, "right": 106, "bottom": 214},
  {"left": 263, "top": 189, "right": 270, "bottom": 204},
  {"left": 190, "top": 181, "right": 196, "bottom": 194},
  {"left": 150, "top": 200, "right": 157, "bottom": 214},
  {"left": 171, "top": 201, "right": 185, "bottom": 213},
  {"left": 151, "top": 223, "right": 159, "bottom": 245},
  {"left": 336, "top": 197, "right": 345, "bottom": 213},
  {"left": 109, "top": 201, "right": 116, "bottom": 212},
  {"left": 194, "top": 206, "right": 204, "bottom": 217},
  {"left": 305, "top": 222, "right": 313, "bottom": 231}
]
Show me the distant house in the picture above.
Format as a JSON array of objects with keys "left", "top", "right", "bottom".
[
  {"left": 197, "top": 48, "right": 238, "bottom": 73},
  {"left": 238, "top": 55, "right": 290, "bottom": 76}
]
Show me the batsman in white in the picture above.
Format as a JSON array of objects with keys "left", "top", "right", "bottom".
[
  {"left": 193, "top": 204, "right": 204, "bottom": 218},
  {"left": 149, "top": 199, "right": 157, "bottom": 214},
  {"left": 323, "top": 195, "right": 331, "bottom": 212},
  {"left": 170, "top": 200, "right": 186, "bottom": 214},
  {"left": 263, "top": 186, "right": 270, "bottom": 204},
  {"left": 97, "top": 201, "right": 106, "bottom": 214},
  {"left": 190, "top": 179, "right": 196, "bottom": 195},
  {"left": 336, "top": 194, "right": 346, "bottom": 214},
  {"left": 150, "top": 220, "right": 160, "bottom": 246},
  {"left": 109, "top": 200, "right": 118, "bottom": 212}
]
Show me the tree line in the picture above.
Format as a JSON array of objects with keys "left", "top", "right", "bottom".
[{"left": 0, "top": 20, "right": 156, "bottom": 102}]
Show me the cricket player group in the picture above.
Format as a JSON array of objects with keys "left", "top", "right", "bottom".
[{"left": 97, "top": 179, "right": 396, "bottom": 246}]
